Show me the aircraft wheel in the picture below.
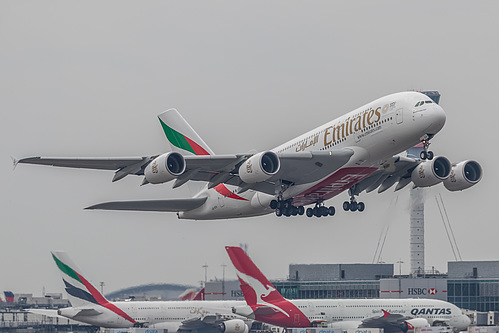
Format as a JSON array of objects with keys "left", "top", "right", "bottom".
[
  {"left": 275, "top": 208, "right": 282, "bottom": 217},
  {"left": 270, "top": 200, "right": 278, "bottom": 209},
  {"left": 298, "top": 206, "right": 305, "bottom": 215},
  {"left": 350, "top": 202, "right": 358, "bottom": 211},
  {"left": 358, "top": 202, "right": 365, "bottom": 212},
  {"left": 313, "top": 207, "right": 322, "bottom": 217},
  {"left": 291, "top": 206, "right": 298, "bottom": 216},
  {"left": 343, "top": 201, "right": 350, "bottom": 211},
  {"left": 427, "top": 151, "right": 434, "bottom": 160},
  {"left": 283, "top": 201, "right": 292, "bottom": 209},
  {"left": 321, "top": 207, "right": 328, "bottom": 217},
  {"left": 420, "top": 151, "right": 428, "bottom": 160},
  {"left": 306, "top": 208, "right": 313, "bottom": 217},
  {"left": 328, "top": 206, "right": 335, "bottom": 216}
]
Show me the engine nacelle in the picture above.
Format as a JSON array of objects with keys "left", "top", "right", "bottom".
[
  {"left": 411, "top": 156, "right": 451, "bottom": 187},
  {"left": 238, "top": 151, "right": 280, "bottom": 184},
  {"left": 144, "top": 152, "right": 186, "bottom": 184},
  {"left": 406, "top": 318, "right": 430, "bottom": 330},
  {"left": 219, "top": 319, "right": 249, "bottom": 333},
  {"left": 444, "top": 160, "right": 483, "bottom": 191}
]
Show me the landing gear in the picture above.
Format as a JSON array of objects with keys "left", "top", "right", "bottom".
[
  {"left": 343, "top": 189, "right": 365, "bottom": 212},
  {"left": 271, "top": 199, "right": 334, "bottom": 218},
  {"left": 305, "top": 202, "right": 335, "bottom": 218},
  {"left": 270, "top": 198, "right": 305, "bottom": 217},
  {"left": 420, "top": 138, "right": 434, "bottom": 160}
]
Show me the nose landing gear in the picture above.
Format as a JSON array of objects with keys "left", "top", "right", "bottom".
[{"left": 420, "top": 138, "right": 434, "bottom": 160}]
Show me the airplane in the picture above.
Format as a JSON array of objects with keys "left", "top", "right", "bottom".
[
  {"left": 225, "top": 246, "right": 471, "bottom": 332},
  {"left": 28, "top": 251, "right": 251, "bottom": 331},
  {"left": 17, "top": 91, "right": 482, "bottom": 219}
]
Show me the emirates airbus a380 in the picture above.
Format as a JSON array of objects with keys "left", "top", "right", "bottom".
[{"left": 17, "top": 91, "right": 482, "bottom": 219}]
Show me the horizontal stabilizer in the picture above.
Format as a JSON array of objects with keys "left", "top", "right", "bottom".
[
  {"left": 27, "top": 309, "right": 66, "bottom": 319},
  {"left": 85, "top": 197, "right": 207, "bottom": 212}
]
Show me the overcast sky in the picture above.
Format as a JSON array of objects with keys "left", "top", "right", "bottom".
[{"left": 2, "top": 1, "right": 498, "bottom": 297}]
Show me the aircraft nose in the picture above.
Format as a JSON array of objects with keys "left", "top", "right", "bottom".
[{"left": 423, "top": 104, "right": 446, "bottom": 135}]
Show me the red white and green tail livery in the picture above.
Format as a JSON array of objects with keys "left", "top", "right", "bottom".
[
  {"left": 18, "top": 92, "right": 482, "bottom": 219},
  {"left": 225, "top": 246, "right": 471, "bottom": 332}
]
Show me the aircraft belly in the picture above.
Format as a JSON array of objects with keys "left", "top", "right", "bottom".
[{"left": 289, "top": 167, "right": 378, "bottom": 206}]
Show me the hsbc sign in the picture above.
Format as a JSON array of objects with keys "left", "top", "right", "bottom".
[
  {"left": 379, "top": 279, "right": 447, "bottom": 301},
  {"left": 407, "top": 288, "right": 438, "bottom": 296}
]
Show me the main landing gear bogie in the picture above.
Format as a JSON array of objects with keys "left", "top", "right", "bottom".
[
  {"left": 271, "top": 199, "right": 305, "bottom": 217},
  {"left": 305, "top": 204, "right": 335, "bottom": 218},
  {"left": 342, "top": 200, "right": 365, "bottom": 212}
]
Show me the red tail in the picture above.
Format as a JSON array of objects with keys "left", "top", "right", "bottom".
[{"left": 225, "top": 246, "right": 310, "bottom": 328}]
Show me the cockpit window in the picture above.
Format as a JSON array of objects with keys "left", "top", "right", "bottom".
[{"left": 415, "top": 100, "right": 433, "bottom": 107}]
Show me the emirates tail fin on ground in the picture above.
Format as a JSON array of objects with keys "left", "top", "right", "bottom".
[{"left": 51, "top": 251, "right": 135, "bottom": 325}]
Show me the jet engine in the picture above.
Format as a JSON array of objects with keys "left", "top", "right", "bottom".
[
  {"left": 219, "top": 319, "right": 249, "bottom": 333},
  {"left": 144, "top": 152, "right": 186, "bottom": 184},
  {"left": 238, "top": 151, "right": 280, "bottom": 184},
  {"left": 405, "top": 318, "right": 430, "bottom": 331},
  {"left": 411, "top": 156, "right": 451, "bottom": 187},
  {"left": 443, "top": 160, "right": 483, "bottom": 191}
]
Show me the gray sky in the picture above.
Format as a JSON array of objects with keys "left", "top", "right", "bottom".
[{"left": 1, "top": 1, "right": 498, "bottom": 296}]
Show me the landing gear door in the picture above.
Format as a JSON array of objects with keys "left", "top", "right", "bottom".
[{"left": 396, "top": 108, "right": 404, "bottom": 124}]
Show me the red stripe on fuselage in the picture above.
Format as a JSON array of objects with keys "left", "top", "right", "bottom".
[
  {"left": 214, "top": 184, "right": 249, "bottom": 201},
  {"left": 75, "top": 272, "right": 136, "bottom": 324},
  {"left": 292, "top": 167, "right": 378, "bottom": 206}
]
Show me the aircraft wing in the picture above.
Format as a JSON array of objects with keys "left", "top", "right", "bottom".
[
  {"left": 359, "top": 314, "right": 409, "bottom": 333},
  {"left": 18, "top": 148, "right": 354, "bottom": 196},
  {"left": 16, "top": 156, "right": 155, "bottom": 182},
  {"left": 86, "top": 197, "right": 207, "bottom": 212}
]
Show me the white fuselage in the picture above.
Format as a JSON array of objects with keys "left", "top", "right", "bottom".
[
  {"left": 235, "top": 298, "right": 470, "bottom": 331},
  {"left": 60, "top": 299, "right": 248, "bottom": 329},
  {"left": 180, "top": 91, "right": 446, "bottom": 219}
]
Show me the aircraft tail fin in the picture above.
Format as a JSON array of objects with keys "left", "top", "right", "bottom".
[
  {"left": 4, "top": 291, "right": 14, "bottom": 303},
  {"left": 158, "top": 109, "right": 214, "bottom": 156},
  {"left": 226, "top": 246, "right": 310, "bottom": 327},
  {"left": 225, "top": 246, "right": 286, "bottom": 306},
  {"left": 51, "top": 251, "right": 136, "bottom": 324},
  {"left": 51, "top": 251, "right": 108, "bottom": 308}
]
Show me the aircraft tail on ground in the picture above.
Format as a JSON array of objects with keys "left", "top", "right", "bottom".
[
  {"left": 158, "top": 109, "right": 214, "bottom": 156},
  {"left": 4, "top": 291, "right": 14, "bottom": 302},
  {"left": 225, "top": 246, "right": 310, "bottom": 327},
  {"left": 51, "top": 251, "right": 135, "bottom": 324}
]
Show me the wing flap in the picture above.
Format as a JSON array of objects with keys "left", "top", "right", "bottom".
[{"left": 85, "top": 197, "right": 207, "bottom": 212}]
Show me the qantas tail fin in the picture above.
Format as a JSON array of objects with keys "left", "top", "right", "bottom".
[
  {"left": 226, "top": 246, "right": 310, "bottom": 327},
  {"left": 158, "top": 109, "right": 214, "bottom": 156},
  {"left": 225, "top": 246, "right": 286, "bottom": 306}
]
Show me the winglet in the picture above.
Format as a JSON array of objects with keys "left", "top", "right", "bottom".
[{"left": 11, "top": 156, "right": 19, "bottom": 170}]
